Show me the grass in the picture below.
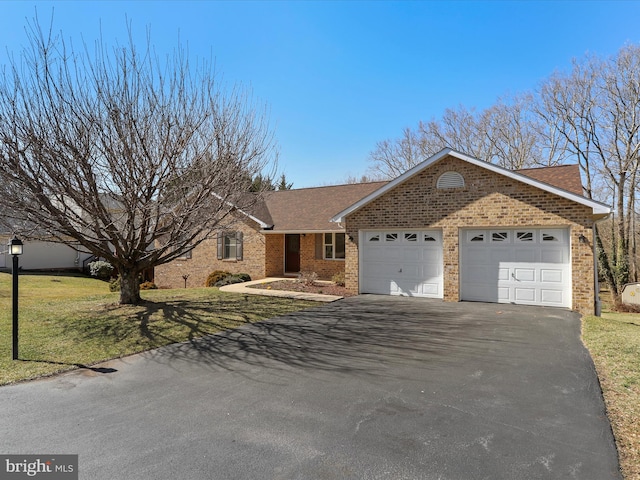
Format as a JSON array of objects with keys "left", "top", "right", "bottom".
[
  {"left": 583, "top": 308, "right": 640, "bottom": 479},
  {"left": 0, "top": 272, "right": 317, "bottom": 385}
]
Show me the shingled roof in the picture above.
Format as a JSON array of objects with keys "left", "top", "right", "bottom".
[
  {"left": 517, "top": 164, "right": 584, "bottom": 195},
  {"left": 261, "top": 181, "right": 388, "bottom": 232},
  {"left": 249, "top": 158, "right": 589, "bottom": 232}
]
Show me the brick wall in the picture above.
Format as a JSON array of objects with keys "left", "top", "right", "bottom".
[
  {"left": 344, "top": 156, "right": 597, "bottom": 315},
  {"left": 264, "top": 233, "right": 345, "bottom": 280},
  {"left": 155, "top": 219, "right": 266, "bottom": 289},
  {"left": 264, "top": 234, "right": 284, "bottom": 277},
  {"left": 299, "top": 234, "right": 344, "bottom": 280}
]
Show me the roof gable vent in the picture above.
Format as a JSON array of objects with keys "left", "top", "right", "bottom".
[{"left": 437, "top": 171, "right": 465, "bottom": 189}]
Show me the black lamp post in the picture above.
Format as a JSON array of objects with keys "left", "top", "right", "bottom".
[{"left": 9, "top": 236, "right": 23, "bottom": 360}]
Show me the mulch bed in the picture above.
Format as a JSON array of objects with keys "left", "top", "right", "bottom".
[{"left": 247, "top": 280, "right": 354, "bottom": 297}]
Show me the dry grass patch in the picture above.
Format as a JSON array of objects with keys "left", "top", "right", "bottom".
[
  {"left": 0, "top": 272, "right": 317, "bottom": 385},
  {"left": 583, "top": 311, "right": 640, "bottom": 479}
]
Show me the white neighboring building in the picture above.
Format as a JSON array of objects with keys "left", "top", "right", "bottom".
[{"left": 0, "top": 237, "right": 93, "bottom": 271}]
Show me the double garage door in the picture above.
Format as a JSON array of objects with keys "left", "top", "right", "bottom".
[{"left": 360, "top": 227, "right": 571, "bottom": 308}]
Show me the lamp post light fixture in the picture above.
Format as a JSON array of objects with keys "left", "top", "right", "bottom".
[{"left": 9, "top": 236, "right": 23, "bottom": 360}]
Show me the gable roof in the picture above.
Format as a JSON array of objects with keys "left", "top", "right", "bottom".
[
  {"left": 331, "top": 148, "right": 611, "bottom": 223},
  {"left": 260, "top": 181, "right": 388, "bottom": 232}
]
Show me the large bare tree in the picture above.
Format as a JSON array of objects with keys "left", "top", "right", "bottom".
[
  {"left": 537, "top": 46, "right": 640, "bottom": 303},
  {"left": 367, "top": 101, "right": 556, "bottom": 180},
  {"left": 0, "top": 19, "right": 276, "bottom": 304}
]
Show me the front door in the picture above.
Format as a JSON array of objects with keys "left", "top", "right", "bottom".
[{"left": 285, "top": 234, "right": 301, "bottom": 273}]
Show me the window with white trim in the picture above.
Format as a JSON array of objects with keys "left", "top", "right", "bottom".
[
  {"left": 468, "top": 231, "right": 485, "bottom": 242},
  {"left": 324, "top": 233, "right": 345, "bottom": 260},
  {"left": 404, "top": 233, "right": 417, "bottom": 242},
  {"left": 491, "top": 231, "right": 509, "bottom": 242},
  {"left": 516, "top": 231, "right": 534, "bottom": 242},
  {"left": 541, "top": 229, "right": 564, "bottom": 242}
]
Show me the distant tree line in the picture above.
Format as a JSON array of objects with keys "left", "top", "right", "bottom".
[{"left": 367, "top": 44, "right": 640, "bottom": 307}]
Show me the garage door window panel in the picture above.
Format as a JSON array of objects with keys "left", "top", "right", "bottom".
[
  {"left": 468, "top": 231, "right": 486, "bottom": 242},
  {"left": 423, "top": 233, "right": 437, "bottom": 242},
  {"left": 491, "top": 231, "right": 509, "bottom": 242},
  {"left": 516, "top": 231, "right": 535, "bottom": 242}
]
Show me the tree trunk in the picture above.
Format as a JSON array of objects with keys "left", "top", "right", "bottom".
[
  {"left": 119, "top": 269, "right": 141, "bottom": 305},
  {"left": 596, "top": 225, "right": 620, "bottom": 306}
]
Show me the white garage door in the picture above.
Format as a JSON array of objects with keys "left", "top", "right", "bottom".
[
  {"left": 460, "top": 228, "right": 571, "bottom": 308},
  {"left": 360, "top": 230, "right": 443, "bottom": 298}
]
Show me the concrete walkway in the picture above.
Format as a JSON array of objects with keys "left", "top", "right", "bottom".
[{"left": 219, "top": 277, "right": 344, "bottom": 302}]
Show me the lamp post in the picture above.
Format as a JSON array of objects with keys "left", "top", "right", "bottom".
[{"left": 9, "top": 236, "right": 23, "bottom": 360}]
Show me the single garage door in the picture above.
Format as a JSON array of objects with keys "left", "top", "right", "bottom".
[
  {"left": 460, "top": 227, "right": 571, "bottom": 308},
  {"left": 360, "top": 230, "right": 443, "bottom": 298}
]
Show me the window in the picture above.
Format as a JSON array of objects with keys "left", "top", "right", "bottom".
[
  {"left": 324, "top": 233, "right": 345, "bottom": 260},
  {"left": 217, "top": 231, "right": 243, "bottom": 260},
  {"left": 468, "top": 231, "right": 485, "bottom": 242},
  {"left": 175, "top": 234, "right": 193, "bottom": 259},
  {"left": 436, "top": 171, "right": 465, "bottom": 189},
  {"left": 423, "top": 234, "right": 437, "bottom": 242},
  {"left": 404, "top": 233, "right": 417, "bottom": 242},
  {"left": 385, "top": 233, "right": 399, "bottom": 242},
  {"left": 491, "top": 231, "right": 509, "bottom": 242},
  {"left": 516, "top": 231, "right": 534, "bottom": 242},
  {"left": 367, "top": 233, "right": 380, "bottom": 242}
]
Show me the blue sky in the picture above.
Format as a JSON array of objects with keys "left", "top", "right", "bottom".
[{"left": 1, "top": 1, "right": 639, "bottom": 188}]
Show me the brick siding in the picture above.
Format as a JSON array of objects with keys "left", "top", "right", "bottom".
[
  {"left": 155, "top": 219, "right": 266, "bottom": 289},
  {"left": 344, "top": 156, "right": 597, "bottom": 315}
]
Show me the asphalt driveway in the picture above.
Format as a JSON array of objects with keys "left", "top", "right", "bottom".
[{"left": 0, "top": 296, "right": 621, "bottom": 479}]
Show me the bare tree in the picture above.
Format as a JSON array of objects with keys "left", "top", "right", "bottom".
[
  {"left": 367, "top": 102, "right": 550, "bottom": 179},
  {"left": 537, "top": 46, "right": 640, "bottom": 303},
  {"left": 0, "top": 18, "right": 276, "bottom": 304},
  {"left": 367, "top": 127, "right": 427, "bottom": 180}
]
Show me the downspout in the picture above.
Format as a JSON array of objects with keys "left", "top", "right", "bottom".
[{"left": 593, "top": 214, "right": 612, "bottom": 317}]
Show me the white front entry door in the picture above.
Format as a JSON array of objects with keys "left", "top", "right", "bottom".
[
  {"left": 460, "top": 228, "right": 572, "bottom": 308},
  {"left": 360, "top": 230, "right": 443, "bottom": 298}
]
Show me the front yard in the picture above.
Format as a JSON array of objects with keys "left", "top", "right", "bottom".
[
  {"left": 2, "top": 272, "right": 639, "bottom": 478},
  {"left": 0, "top": 272, "right": 316, "bottom": 385},
  {"left": 583, "top": 311, "right": 640, "bottom": 479}
]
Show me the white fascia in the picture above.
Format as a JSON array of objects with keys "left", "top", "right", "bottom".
[{"left": 330, "top": 148, "right": 611, "bottom": 223}]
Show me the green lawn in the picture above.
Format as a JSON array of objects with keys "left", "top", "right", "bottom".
[
  {"left": 583, "top": 311, "right": 640, "bottom": 479},
  {"left": 0, "top": 272, "right": 317, "bottom": 385}
]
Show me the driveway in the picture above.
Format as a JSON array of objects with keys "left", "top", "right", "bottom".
[{"left": 0, "top": 296, "right": 620, "bottom": 479}]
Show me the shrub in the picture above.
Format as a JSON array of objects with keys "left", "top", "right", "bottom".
[
  {"left": 214, "top": 273, "right": 252, "bottom": 287},
  {"left": 298, "top": 271, "right": 318, "bottom": 286},
  {"left": 109, "top": 276, "right": 121, "bottom": 292},
  {"left": 331, "top": 272, "right": 346, "bottom": 287},
  {"left": 234, "top": 273, "right": 252, "bottom": 282},
  {"left": 88, "top": 260, "right": 114, "bottom": 279},
  {"left": 205, "top": 270, "right": 231, "bottom": 287},
  {"left": 140, "top": 281, "right": 158, "bottom": 290}
]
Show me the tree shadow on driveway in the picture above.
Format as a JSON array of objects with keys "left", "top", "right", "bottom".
[{"left": 139, "top": 295, "right": 560, "bottom": 379}]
